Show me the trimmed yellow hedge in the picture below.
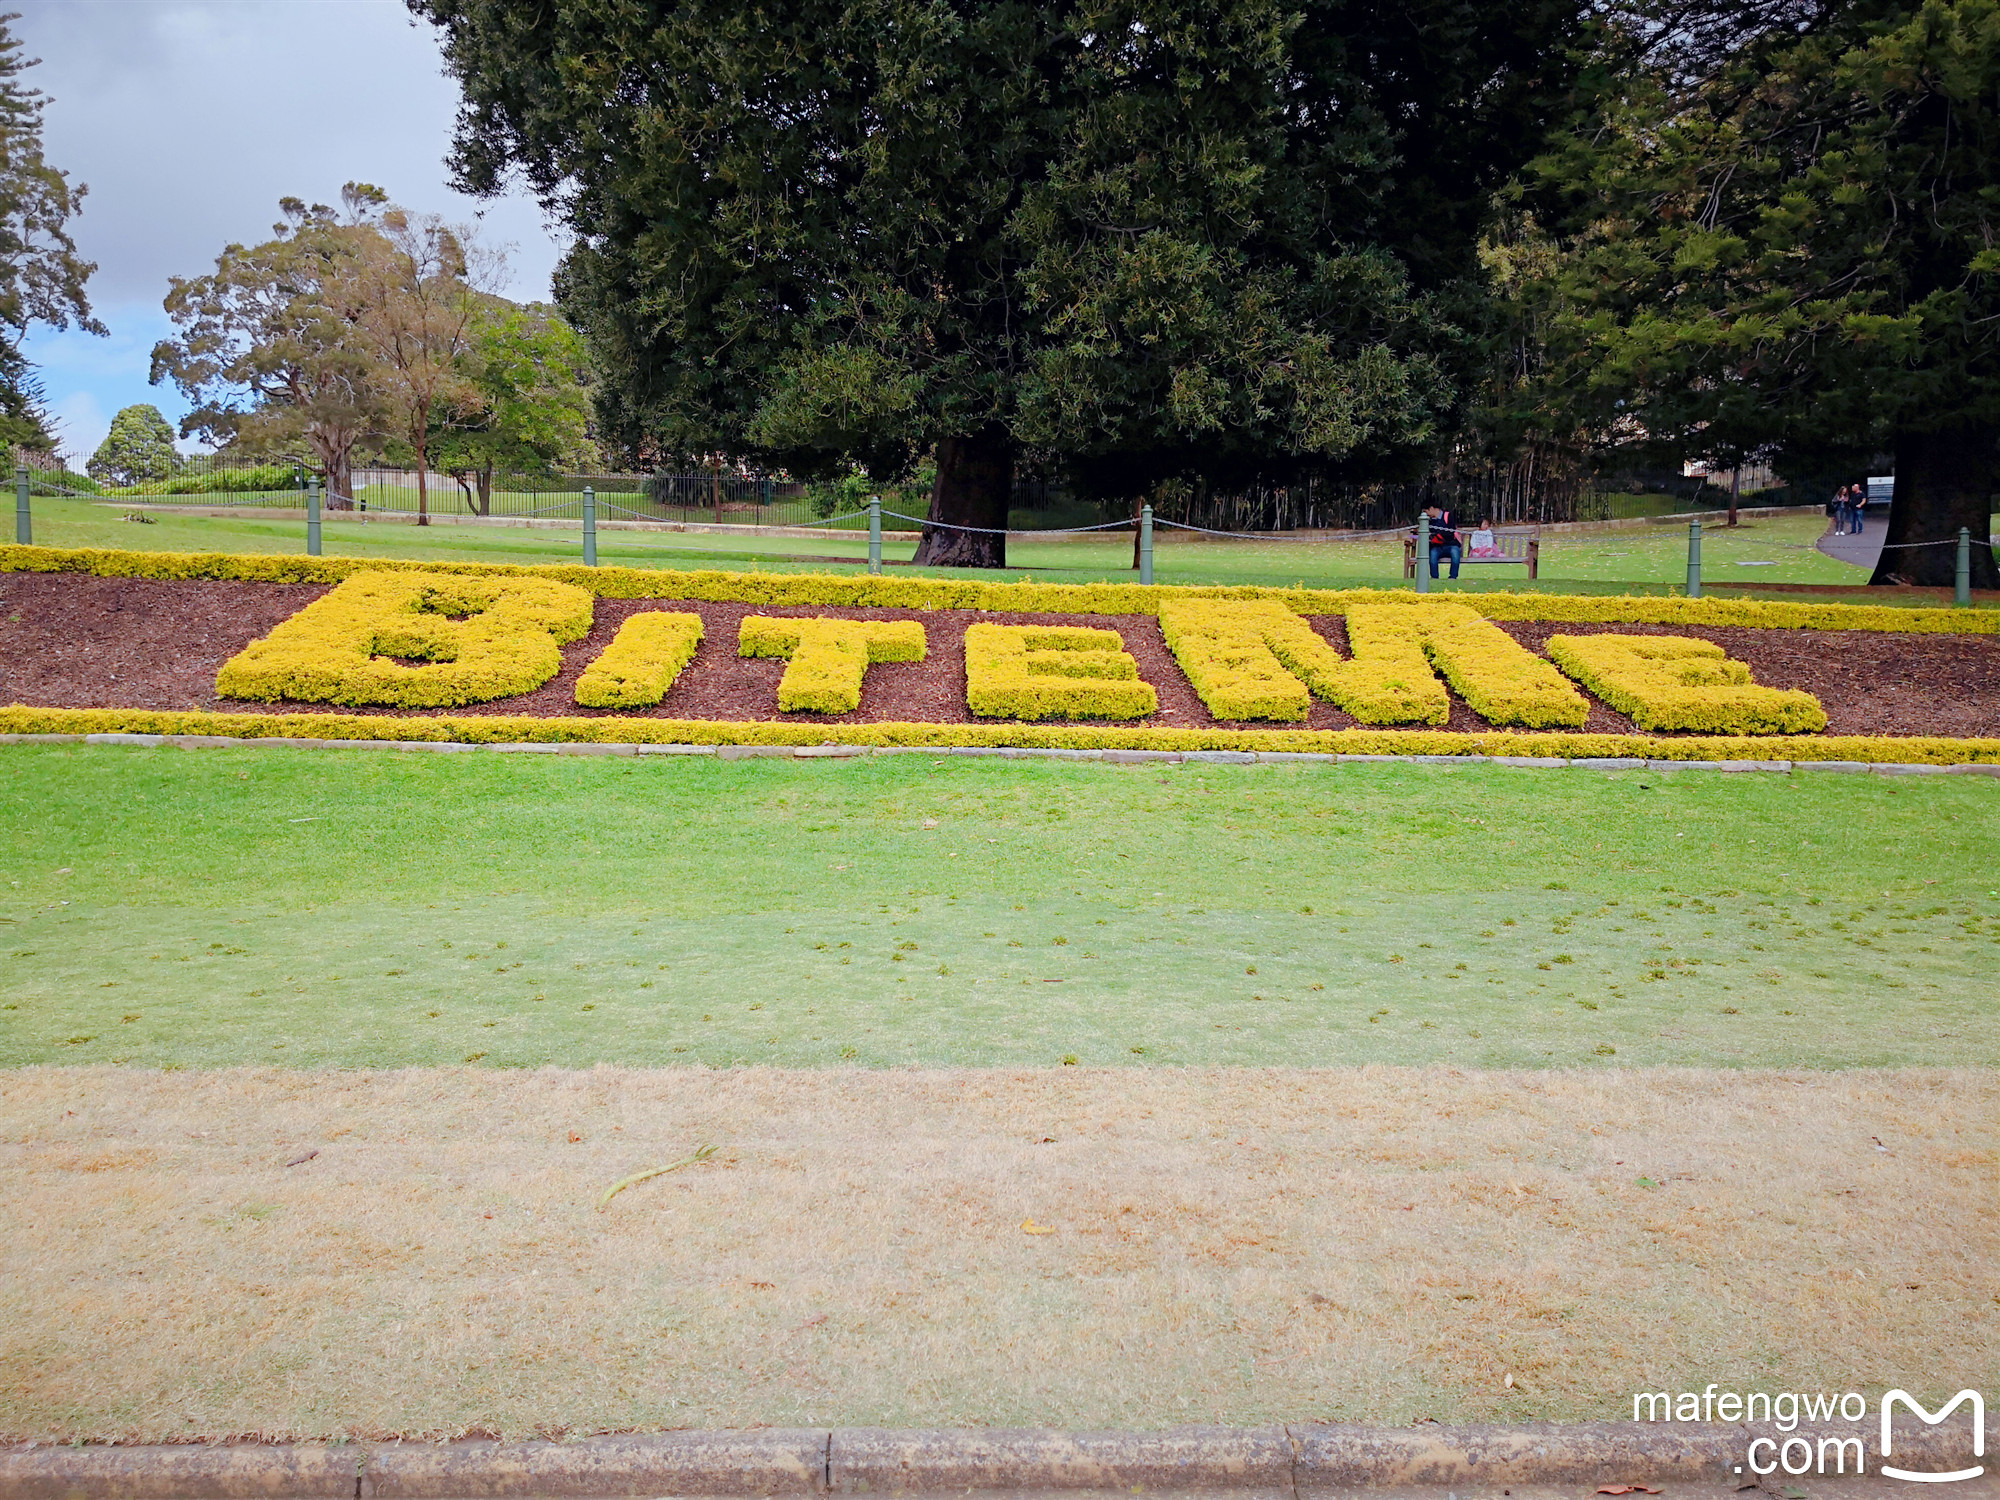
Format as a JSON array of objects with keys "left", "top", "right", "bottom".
[
  {"left": 215, "top": 572, "right": 594, "bottom": 708},
  {"left": 1336, "top": 604, "right": 1453, "bottom": 725},
  {"left": 964, "top": 624, "right": 1158, "bottom": 720},
  {"left": 738, "top": 616, "right": 926, "bottom": 714},
  {"left": 9, "top": 702, "right": 1998, "bottom": 765},
  {"left": 574, "top": 611, "right": 703, "bottom": 708},
  {"left": 1546, "top": 633, "right": 1828, "bottom": 735},
  {"left": 9, "top": 543, "right": 1999, "bottom": 634},
  {"left": 1416, "top": 605, "right": 1591, "bottom": 729},
  {"left": 1156, "top": 600, "right": 1314, "bottom": 720}
]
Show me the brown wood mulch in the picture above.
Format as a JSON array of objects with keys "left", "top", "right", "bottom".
[{"left": 2, "top": 571, "right": 1997, "bottom": 738}]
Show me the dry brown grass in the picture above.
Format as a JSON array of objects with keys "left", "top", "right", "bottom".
[{"left": 0, "top": 1065, "right": 1994, "bottom": 1441}]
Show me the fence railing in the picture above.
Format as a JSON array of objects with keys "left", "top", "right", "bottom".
[{"left": 343, "top": 469, "right": 847, "bottom": 527}]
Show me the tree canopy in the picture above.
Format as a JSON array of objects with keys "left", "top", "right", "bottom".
[
  {"left": 153, "top": 184, "right": 395, "bottom": 505},
  {"left": 414, "top": 0, "right": 1584, "bottom": 564},
  {"left": 1520, "top": 0, "right": 2000, "bottom": 586},
  {"left": 86, "top": 403, "right": 176, "bottom": 487},
  {"left": 0, "top": 12, "right": 99, "bottom": 452},
  {"left": 429, "top": 302, "right": 594, "bottom": 513},
  {"left": 153, "top": 184, "right": 523, "bottom": 517}
]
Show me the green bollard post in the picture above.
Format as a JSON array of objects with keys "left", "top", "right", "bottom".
[
  {"left": 1686, "top": 519, "right": 1702, "bottom": 599},
  {"left": 1957, "top": 527, "right": 1972, "bottom": 607},
  {"left": 14, "top": 464, "right": 28, "bottom": 546},
  {"left": 583, "top": 485, "right": 598, "bottom": 567},
  {"left": 1415, "top": 512, "right": 1430, "bottom": 594},
  {"left": 307, "top": 476, "right": 322, "bottom": 556},
  {"left": 868, "top": 495, "right": 882, "bottom": 575},
  {"left": 1139, "top": 504, "right": 1154, "bottom": 586}
]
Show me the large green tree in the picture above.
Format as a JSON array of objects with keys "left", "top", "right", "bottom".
[
  {"left": 152, "top": 185, "right": 394, "bottom": 506},
  {"left": 86, "top": 403, "right": 177, "bottom": 487},
  {"left": 430, "top": 301, "right": 595, "bottom": 513},
  {"left": 1525, "top": 0, "right": 2000, "bottom": 587},
  {"left": 0, "top": 12, "right": 99, "bottom": 452},
  {"left": 414, "top": 0, "right": 1581, "bottom": 564}
]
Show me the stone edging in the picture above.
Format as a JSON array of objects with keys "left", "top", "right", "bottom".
[
  {"left": 4, "top": 732, "right": 2000, "bottom": 776},
  {"left": 0, "top": 1421, "right": 1981, "bottom": 1499}
]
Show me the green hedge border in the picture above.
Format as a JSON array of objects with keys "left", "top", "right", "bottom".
[
  {"left": 4, "top": 705, "right": 1997, "bottom": 766},
  {"left": 7, "top": 542, "right": 2000, "bottom": 633}
]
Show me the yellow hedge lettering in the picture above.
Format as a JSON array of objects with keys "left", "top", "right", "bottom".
[
  {"left": 1545, "top": 633, "right": 1828, "bottom": 734},
  {"left": 215, "top": 572, "right": 593, "bottom": 707},
  {"left": 738, "top": 616, "right": 926, "bottom": 714},
  {"left": 964, "top": 624, "right": 1158, "bottom": 720},
  {"left": 1162, "top": 600, "right": 1585, "bottom": 728},
  {"left": 574, "top": 612, "right": 704, "bottom": 708},
  {"left": 1412, "top": 605, "right": 1590, "bottom": 729}
]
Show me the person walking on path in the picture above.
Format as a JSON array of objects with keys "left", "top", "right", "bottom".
[
  {"left": 1833, "top": 484, "right": 1852, "bottom": 536},
  {"left": 1851, "top": 482, "right": 1868, "bottom": 535},
  {"left": 1425, "top": 505, "right": 1462, "bottom": 580}
]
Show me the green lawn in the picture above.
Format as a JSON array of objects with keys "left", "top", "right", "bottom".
[
  {"left": 4, "top": 746, "right": 1994, "bottom": 1071},
  {"left": 27, "top": 498, "right": 1924, "bottom": 594}
]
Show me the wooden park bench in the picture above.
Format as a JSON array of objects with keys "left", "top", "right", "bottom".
[{"left": 1403, "top": 526, "right": 1541, "bottom": 581}]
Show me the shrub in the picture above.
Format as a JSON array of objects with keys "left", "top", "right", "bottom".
[
  {"left": 215, "top": 572, "right": 594, "bottom": 707},
  {"left": 1157, "top": 600, "right": 1315, "bottom": 720},
  {"left": 1335, "top": 605, "right": 1454, "bottom": 725},
  {"left": 1415, "top": 606, "right": 1591, "bottom": 729},
  {"left": 13, "top": 701, "right": 1995, "bottom": 765},
  {"left": 574, "top": 612, "right": 704, "bottom": 708},
  {"left": 964, "top": 623, "right": 1157, "bottom": 720},
  {"left": 1545, "top": 633, "right": 1828, "bottom": 734},
  {"left": 1162, "top": 599, "right": 1587, "bottom": 728},
  {"left": 738, "top": 615, "right": 926, "bottom": 713},
  {"left": 121, "top": 464, "right": 301, "bottom": 497}
]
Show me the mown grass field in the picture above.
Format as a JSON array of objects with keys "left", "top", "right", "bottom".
[
  {"left": 4, "top": 747, "right": 1996, "bottom": 1071},
  {"left": 25, "top": 500, "right": 1923, "bottom": 594},
  {"left": 2, "top": 745, "right": 1996, "bottom": 1439}
]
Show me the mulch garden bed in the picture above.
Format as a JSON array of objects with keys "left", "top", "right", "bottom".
[{"left": 4, "top": 571, "right": 1998, "bottom": 738}]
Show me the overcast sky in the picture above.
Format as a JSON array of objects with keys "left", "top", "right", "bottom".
[{"left": 16, "top": 0, "right": 569, "bottom": 460}]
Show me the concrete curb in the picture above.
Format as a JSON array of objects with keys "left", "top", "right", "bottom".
[
  {"left": 0, "top": 1421, "right": 1983, "bottom": 1499},
  {"left": 2, "top": 733, "right": 1997, "bottom": 775}
]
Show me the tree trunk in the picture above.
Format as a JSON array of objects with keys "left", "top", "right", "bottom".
[
  {"left": 477, "top": 465, "right": 493, "bottom": 517},
  {"left": 311, "top": 436, "right": 354, "bottom": 510},
  {"left": 415, "top": 411, "right": 430, "bottom": 526},
  {"left": 1870, "top": 422, "right": 2000, "bottom": 589},
  {"left": 1727, "top": 466, "right": 1739, "bottom": 527},
  {"left": 912, "top": 426, "right": 1014, "bottom": 568},
  {"left": 328, "top": 448, "right": 353, "bottom": 510}
]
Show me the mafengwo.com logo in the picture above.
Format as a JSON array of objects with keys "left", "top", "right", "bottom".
[{"left": 1631, "top": 1389, "right": 1985, "bottom": 1482}]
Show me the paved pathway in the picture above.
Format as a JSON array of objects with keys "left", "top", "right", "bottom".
[{"left": 1815, "top": 515, "right": 1884, "bottom": 573}]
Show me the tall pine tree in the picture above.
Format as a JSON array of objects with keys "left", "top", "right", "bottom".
[
  {"left": 414, "top": 0, "right": 1580, "bottom": 564},
  {"left": 1526, "top": 0, "right": 2000, "bottom": 587}
]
